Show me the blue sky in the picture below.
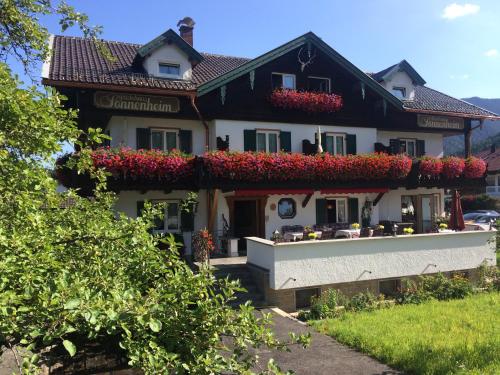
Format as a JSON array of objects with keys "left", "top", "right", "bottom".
[{"left": 28, "top": 0, "right": 500, "bottom": 98}]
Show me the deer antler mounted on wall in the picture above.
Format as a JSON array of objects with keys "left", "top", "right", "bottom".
[{"left": 297, "top": 44, "right": 316, "bottom": 72}]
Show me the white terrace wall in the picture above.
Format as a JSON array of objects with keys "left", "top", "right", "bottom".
[{"left": 247, "top": 231, "right": 496, "bottom": 290}]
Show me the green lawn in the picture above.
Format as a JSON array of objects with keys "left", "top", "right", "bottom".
[{"left": 312, "top": 292, "right": 500, "bottom": 375}]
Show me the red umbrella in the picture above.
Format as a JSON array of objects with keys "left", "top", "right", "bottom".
[{"left": 449, "top": 190, "right": 465, "bottom": 231}]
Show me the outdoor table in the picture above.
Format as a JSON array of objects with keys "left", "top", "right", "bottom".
[
  {"left": 335, "top": 229, "right": 361, "bottom": 239},
  {"left": 284, "top": 232, "right": 304, "bottom": 242}
]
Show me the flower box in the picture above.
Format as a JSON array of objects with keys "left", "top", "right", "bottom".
[{"left": 270, "top": 89, "right": 343, "bottom": 113}]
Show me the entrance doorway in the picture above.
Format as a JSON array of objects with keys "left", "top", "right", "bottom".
[
  {"left": 401, "top": 194, "right": 440, "bottom": 233},
  {"left": 227, "top": 197, "right": 267, "bottom": 254}
]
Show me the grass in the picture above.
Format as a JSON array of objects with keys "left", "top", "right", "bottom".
[{"left": 312, "top": 292, "right": 500, "bottom": 375}]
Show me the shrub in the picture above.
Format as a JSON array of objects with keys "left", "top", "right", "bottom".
[
  {"left": 478, "top": 263, "right": 500, "bottom": 291},
  {"left": 308, "top": 289, "right": 348, "bottom": 320},
  {"left": 346, "top": 291, "right": 378, "bottom": 312},
  {"left": 420, "top": 273, "right": 473, "bottom": 300},
  {"left": 395, "top": 279, "right": 432, "bottom": 305},
  {"left": 192, "top": 229, "right": 215, "bottom": 262},
  {"left": 461, "top": 194, "right": 499, "bottom": 211}
]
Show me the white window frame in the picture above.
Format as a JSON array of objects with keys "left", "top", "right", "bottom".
[
  {"left": 256, "top": 130, "right": 280, "bottom": 153},
  {"left": 151, "top": 128, "right": 179, "bottom": 152},
  {"left": 272, "top": 72, "right": 296, "bottom": 90},
  {"left": 399, "top": 138, "right": 416, "bottom": 157},
  {"left": 324, "top": 133, "right": 346, "bottom": 155},
  {"left": 151, "top": 200, "right": 181, "bottom": 234},
  {"left": 157, "top": 61, "right": 181, "bottom": 79},
  {"left": 307, "top": 76, "right": 331, "bottom": 93},
  {"left": 392, "top": 86, "right": 406, "bottom": 99},
  {"left": 326, "top": 197, "right": 348, "bottom": 223}
]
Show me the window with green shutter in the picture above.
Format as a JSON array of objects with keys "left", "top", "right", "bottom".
[
  {"left": 348, "top": 198, "right": 359, "bottom": 224},
  {"left": 243, "top": 129, "right": 257, "bottom": 151},
  {"left": 136, "top": 128, "right": 151, "bottom": 150},
  {"left": 280, "top": 131, "right": 292, "bottom": 152}
]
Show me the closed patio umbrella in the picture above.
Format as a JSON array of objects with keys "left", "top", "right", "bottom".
[
  {"left": 449, "top": 190, "right": 465, "bottom": 231},
  {"left": 316, "top": 126, "right": 323, "bottom": 153}
]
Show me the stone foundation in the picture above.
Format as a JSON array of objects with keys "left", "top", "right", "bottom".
[{"left": 248, "top": 264, "right": 482, "bottom": 312}]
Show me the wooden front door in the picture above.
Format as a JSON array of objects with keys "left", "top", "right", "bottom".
[{"left": 226, "top": 197, "right": 267, "bottom": 253}]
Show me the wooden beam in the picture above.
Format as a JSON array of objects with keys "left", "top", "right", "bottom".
[
  {"left": 302, "top": 193, "right": 313, "bottom": 208},
  {"left": 464, "top": 121, "right": 472, "bottom": 158},
  {"left": 207, "top": 189, "right": 219, "bottom": 233},
  {"left": 373, "top": 192, "right": 385, "bottom": 207}
]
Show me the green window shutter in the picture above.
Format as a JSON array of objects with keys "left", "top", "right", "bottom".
[
  {"left": 346, "top": 134, "right": 357, "bottom": 155},
  {"left": 348, "top": 198, "right": 359, "bottom": 224},
  {"left": 136, "top": 128, "right": 151, "bottom": 150},
  {"left": 243, "top": 129, "right": 257, "bottom": 151},
  {"left": 280, "top": 131, "right": 292, "bottom": 152},
  {"left": 181, "top": 210, "right": 195, "bottom": 232},
  {"left": 389, "top": 139, "right": 400, "bottom": 154},
  {"left": 316, "top": 199, "right": 327, "bottom": 225},
  {"left": 416, "top": 140, "right": 426, "bottom": 157},
  {"left": 136, "top": 201, "right": 145, "bottom": 218},
  {"left": 321, "top": 132, "right": 327, "bottom": 153},
  {"left": 179, "top": 130, "right": 193, "bottom": 154}
]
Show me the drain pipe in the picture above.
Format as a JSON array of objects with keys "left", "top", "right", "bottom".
[{"left": 190, "top": 94, "right": 215, "bottom": 234}]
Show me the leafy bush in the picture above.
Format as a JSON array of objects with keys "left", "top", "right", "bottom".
[
  {"left": 395, "top": 279, "right": 432, "bottom": 305},
  {"left": 346, "top": 291, "right": 378, "bottom": 312},
  {"left": 307, "top": 289, "right": 348, "bottom": 320},
  {"left": 420, "top": 273, "right": 473, "bottom": 300},
  {"left": 479, "top": 263, "right": 500, "bottom": 291},
  {"left": 461, "top": 194, "right": 499, "bottom": 211}
]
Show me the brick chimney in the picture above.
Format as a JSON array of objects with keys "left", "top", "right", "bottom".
[{"left": 177, "top": 17, "right": 195, "bottom": 46}]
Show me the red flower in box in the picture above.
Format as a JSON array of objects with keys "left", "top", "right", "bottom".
[
  {"left": 270, "top": 89, "right": 343, "bottom": 113},
  {"left": 91, "top": 147, "right": 194, "bottom": 183},
  {"left": 203, "top": 152, "right": 412, "bottom": 182},
  {"left": 419, "top": 157, "right": 443, "bottom": 178},
  {"left": 464, "top": 157, "right": 486, "bottom": 178},
  {"left": 442, "top": 157, "right": 466, "bottom": 179}
]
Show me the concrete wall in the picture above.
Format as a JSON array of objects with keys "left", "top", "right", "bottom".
[
  {"left": 114, "top": 190, "right": 208, "bottom": 254},
  {"left": 142, "top": 44, "right": 192, "bottom": 80},
  {"left": 377, "top": 130, "right": 444, "bottom": 157},
  {"left": 107, "top": 116, "right": 206, "bottom": 155},
  {"left": 247, "top": 230, "right": 496, "bottom": 290}
]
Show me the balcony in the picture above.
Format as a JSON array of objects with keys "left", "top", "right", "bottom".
[{"left": 57, "top": 148, "right": 487, "bottom": 193}]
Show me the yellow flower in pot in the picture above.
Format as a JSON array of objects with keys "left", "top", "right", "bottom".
[
  {"left": 308, "top": 232, "right": 318, "bottom": 240},
  {"left": 351, "top": 223, "right": 360, "bottom": 230},
  {"left": 439, "top": 223, "right": 448, "bottom": 230},
  {"left": 403, "top": 227, "right": 414, "bottom": 235}
]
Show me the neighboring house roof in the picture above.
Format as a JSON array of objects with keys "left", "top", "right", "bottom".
[
  {"left": 372, "top": 60, "right": 426, "bottom": 86},
  {"left": 476, "top": 147, "right": 500, "bottom": 173},
  {"left": 44, "top": 33, "right": 500, "bottom": 119}
]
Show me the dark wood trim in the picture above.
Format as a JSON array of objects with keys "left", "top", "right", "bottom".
[
  {"left": 225, "top": 195, "right": 267, "bottom": 239},
  {"left": 373, "top": 192, "right": 385, "bottom": 207},
  {"left": 403, "top": 107, "right": 500, "bottom": 120},
  {"left": 302, "top": 193, "right": 313, "bottom": 208},
  {"left": 42, "top": 79, "right": 197, "bottom": 98}
]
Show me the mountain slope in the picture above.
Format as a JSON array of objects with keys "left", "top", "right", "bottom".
[{"left": 443, "top": 97, "right": 500, "bottom": 156}]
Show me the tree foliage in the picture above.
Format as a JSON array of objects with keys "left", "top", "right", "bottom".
[{"left": 0, "top": 1, "right": 309, "bottom": 373}]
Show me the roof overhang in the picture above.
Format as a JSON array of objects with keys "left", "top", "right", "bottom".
[
  {"left": 42, "top": 78, "right": 197, "bottom": 97},
  {"left": 403, "top": 106, "right": 500, "bottom": 121}
]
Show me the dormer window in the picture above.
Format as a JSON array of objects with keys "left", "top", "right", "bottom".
[
  {"left": 272, "top": 73, "right": 296, "bottom": 90},
  {"left": 308, "top": 76, "right": 331, "bottom": 93},
  {"left": 392, "top": 86, "right": 406, "bottom": 99},
  {"left": 158, "top": 62, "right": 181, "bottom": 78}
]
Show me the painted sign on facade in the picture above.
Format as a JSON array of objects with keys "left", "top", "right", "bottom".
[
  {"left": 94, "top": 92, "right": 180, "bottom": 113},
  {"left": 417, "top": 115, "right": 464, "bottom": 130}
]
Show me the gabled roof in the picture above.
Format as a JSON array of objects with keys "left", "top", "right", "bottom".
[
  {"left": 372, "top": 60, "right": 426, "bottom": 86},
  {"left": 133, "top": 28, "right": 203, "bottom": 66},
  {"left": 196, "top": 32, "right": 403, "bottom": 109},
  {"left": 476, "top": 147, "right": 500, "bottom": 172}
]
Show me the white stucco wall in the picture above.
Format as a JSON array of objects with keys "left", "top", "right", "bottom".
[
  {"left": 380, "top": 70, "right": 416, "bottom": 100},
  {"left": 214, "top": 119, "right": 377, "bottom": 154},
  {"left": 114, "top": 190, "right": 208, "bottom": 254},
  {"left": 377, "top": 130, "right": 444, "bottom": 157},
  {"left": 107, "top": 116, "right": 206, "bottom": 155},
  {"left": 142, "top": 44, "right": 192, "bottom": 80},
  {"left": 247, "top": 231, "right": 496, "bottom": 289}
]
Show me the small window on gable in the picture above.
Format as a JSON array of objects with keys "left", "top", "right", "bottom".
[
  {"left": 308, "top": 76, "right": 330, "bottom": 93},
  {"left": 272, "top": 73, "right": 296, "bottom": 90},
  {"left": 392, "top": 86, "right": 406, "bottom": 99},
  {"left": 159, "top": 62, "right": 180, "bottom": 77}
]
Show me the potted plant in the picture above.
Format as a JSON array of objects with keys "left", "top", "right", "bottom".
[
  {"left": 308, "top": 232, "right": 318, "bottom": 241},
  {"left": 403, "top": 227, "right": 414, "bottom": 235},
  {"left": 351, "top": 223, "right": 360, "bottom": 230},
  {"left": 439, "top": 223, "right": 449, "bottom": 232}
]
